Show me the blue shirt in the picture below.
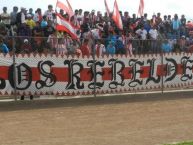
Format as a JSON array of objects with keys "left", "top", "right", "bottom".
[
  {"left": 106, "top": 44, "right": 116, "bottom": 55},
  {"left": 0, "top": 43, "right": 9, "bottom": 54},
  {"left": 162, "top": 43, "right": 172, "bottom": 53}
]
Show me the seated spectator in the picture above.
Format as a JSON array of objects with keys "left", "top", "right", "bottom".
[
  {"left": 161, "top": 39, "right": 172, "bottom": 53},
  {"left": 80, "top": 39, "right": 90, "bottom": 56},
  {"left": 173, "top": 39, "right": 181, "bottom": 52},
  {"left": 0, "top": 35, "right": 9, "bottom": 54},
  {"left": 106, "top": 41, "right": 116, "bottom": 55},
  {"left": 187, "top": 44, "right": 193, "bottom": 52},
  {"left": 47, "top": 29, "right": 58, "bottom": 53},
  {"left": 20, "top": 39, "right": 32, "bottom": 53},
  {"left": 179, "top": 35, "right": 188, "bottom": 51},
  {"left": 115, "top": 37, "right": 125, "bottom": 54},
  {"left": 67, "top": 40, "right": 80, "bottom": 55},
  {"left": 43, "top": 20, "right": 55, "bottom": 37},
  {"left": 95, "top": 39, "right": 106, "bottom": 56},
  {"left": 32, "top": 21, "right": 43, "bottom": 52}
]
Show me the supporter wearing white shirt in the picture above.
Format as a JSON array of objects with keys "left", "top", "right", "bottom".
[
  {"left": 149, "top": 26, "right": 159, "bottom": 53},
  {"left": 136, "top": 26, "right": 147, "bottom": 40},
  {"left": 135, "top": 26, "right": 148, "bottom": 53},
  {"left": 44, "top": 5, "right": 54, "bottom": 22},
  {"left": 1, "top": 7, "right": 10, "bottom": 26},
  {"left": 149, "top": 26, "right": 158, "bottom": 40}
]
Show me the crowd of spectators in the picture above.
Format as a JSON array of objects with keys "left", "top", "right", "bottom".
[{"left": 0, "top": 5, "right": 193, "bottom": 56}]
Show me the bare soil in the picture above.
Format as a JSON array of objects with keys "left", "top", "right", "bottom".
[{"left": 0, "top": 92, "right": 193, "bottom": 145}]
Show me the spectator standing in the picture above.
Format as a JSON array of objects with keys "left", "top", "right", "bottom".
[
  {"left": 149, "top": 25, "right": 159, "bottom": 53},
  {"left": 1, "top": 7, "right": 11, "bottom": 28},
  {"left": 77, "top": 9, "right": 83, "bottom": 25},
  {"left": 41, "top": 15, "right": 48, "bottom": 29},
  {"left": 33, "top": 8, "right": 42, "bottom": 23},
  {"left": 89, "top": 10, "right": 97, "bottom": 28},
  {"left": 44, "top": 5, "right": 55, "bottom": 22},
  {"left": 28, "top": 8, "right": 34, "bottom": 18},
  {"left": 16, "top": 7, "right": 26, "bottom": 26},
  {"left": 10, "top": 6, "right": 18, "bottom": 25},
  {"left": 172, "top": 14, "right": 181, "bottom": 39},
  {"left": 25, "top": 14, "right": 36, "bottom": 30},
  {"left": 136, "top": 25, "right": 148, "bottom": 53},
  {"left": 180, "top": 15, "right": 186, "bottom": 36}
]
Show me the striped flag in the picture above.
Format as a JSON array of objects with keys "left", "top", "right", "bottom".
[
  {"left": 56, "top": 0, "right": 73, "bottom": 18},
  {"left": 138, "top": 0, "right": 144, "bottom": 17},
  {"left": 56, "top": 13, "right": 78, "bottom": 39},
  {"left": 112, "top": 0, "right": 123, "bottom": 30},
  {"left": 66, "top": 0, "right": 74, "bottom": 18},
  {"left": 104, "top": 0, "right": 110, "bottom": 17}
]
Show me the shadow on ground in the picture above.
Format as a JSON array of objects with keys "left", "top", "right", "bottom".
[{"left": 0, "top": 91, "right": 193, "bottom": 112}]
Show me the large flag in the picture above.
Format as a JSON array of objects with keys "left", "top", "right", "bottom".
[
  {"left": 112, "top": 0, "right": 123, "bottom": 30},
  {"left": 138, "top": 0, "right": 144, "bottom": 17},
  {"left": 104, "top": 0, "right": 110, "bottom": 17},
  {"left": 56, "top": 13, "right": 78, "bottom": 39}
]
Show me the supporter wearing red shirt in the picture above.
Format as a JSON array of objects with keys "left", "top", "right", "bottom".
[{"left": 80, "top": 39, "right": 90, "bottom": 56}]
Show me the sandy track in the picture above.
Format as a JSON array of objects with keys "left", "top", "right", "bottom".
[{"left": 0, "top": 92, "right": 193, "bottom": 145}]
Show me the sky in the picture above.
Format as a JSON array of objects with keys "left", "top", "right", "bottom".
[{"left": 1, "top": 0, "right": 193, "bottom": 20}]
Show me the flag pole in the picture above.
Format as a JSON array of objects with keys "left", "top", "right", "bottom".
[{"left": 55, "top": 0, "right": 58, "bottom": 13}]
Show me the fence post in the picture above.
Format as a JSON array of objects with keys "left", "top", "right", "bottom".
[
  {"left": 12, "top": 35, "right": 17, "bottom": 101},
  {"left": 161, "top": 39, "right": 164, "bottom": 94},
  {"left": 93, "top": 39, "right": 97, "bottom": 98}
]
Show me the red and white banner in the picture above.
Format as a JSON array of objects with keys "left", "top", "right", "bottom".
[
  {"left": 138, "top": 0, "right": 144, "bottom": 17},
  {"left": 0, "top": 53, "right": 193, "bottom": 96},
  {"left": 112, "top": 0, "right": 123, "bottom": 30},
  {"left": 104, "top": 0, "right": 110, "bottom": 17},
  {"left": 56, "top": 13, "right": 78, "bottom": 39}
]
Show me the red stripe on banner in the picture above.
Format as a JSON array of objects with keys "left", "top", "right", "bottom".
[
  {"left": 52, "top": 68, "right": 69, "bottom": 82},
  {"left": 31, "top": 68, "right": 40, "bottom": 81},
  {"left": 157, "top": 65, "right": 166, "bottom": 76},
  {"left": 0, "top": 66, "right": 9, "bottom": 80},
  {"left": 122, "top": 67, "right": 132, "bottom": 79},
  {"left": 140, "top": 66, "right": 150, "bottom": 78},
  {"left": 80, "top": 68, "right": 92, "bottom": 81},
  {"left": 102, "top": 68, "right": 112, "bottom": 80},
  {"left": 177, "top": 64, "right": 183, "bottom": 75}
]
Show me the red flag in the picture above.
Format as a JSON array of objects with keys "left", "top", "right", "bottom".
[
  {"left": 56, "top": 13, "right": 78, "bottom": 39},
  {"left": 112, "top": 0, "right": 123, "bottom": 30},
  {"left": 104, "top": 0, "right": 110, "bottom": 17},
  {"left": 66, "top": 0, "right": 74, "bottom": 18},
  {"left": 56, "top": 0, "right": 71, "bottom": 17},
  {"left": 138, "top": 0, "right": 144, "bottom": 17}
]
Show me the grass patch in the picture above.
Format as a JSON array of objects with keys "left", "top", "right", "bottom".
[{"left": 164, "top": 141, "right": 193, "bottom": 145}]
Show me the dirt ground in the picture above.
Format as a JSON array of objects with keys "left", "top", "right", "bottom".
[{"left": 0, "top": 91, "right": 193, "bottom": 145}]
